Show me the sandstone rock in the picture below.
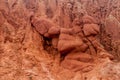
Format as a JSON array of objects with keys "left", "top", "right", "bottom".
[
  {"left": 82, "top": 15, "right": 97, "bottom": 24},
  {"left": 58, "top": 33, "right": 84, "bottom": 54},
  {"left": 52, "top": 38, "right": 59, "bottom": 49},
  {"left": 81, "top": 59, "right": 120, "bottom": 80},
  {"left": 105, "top": 15, "right": 120, "bottom": 41},
  {"left": 73, "top": 25, "right": 82, "bottom": 33},
  {"left": 48, "top": 26, "right": 60, "bottom": 37},
  {"left": 60, "top": 28, "right": 73, "bottom": 35},
  {"left": 61, "top": 59, "right": 94, "bottom": 72},
  {"left": 98, "top": 51, "right": 114, "bottom": 60},
  {"left": 0, "top": 0, "right": 120, "bottom": 80},
  {"left": 59, "top": 33, "right": 74, "bottom": 40},
  {"left": 83, "top": 23, "right": 100, "bottom": 36},
  {"left": 72, "top": 18, "right": 82, "bottom": 26},
  {"left": 32, "top": 18, "right": 53, "bottom": 36},
  {"left": 75, "top": 43, "right": 89, "bottom": 52},
  {"left": 44, "top": 32, "right": 50, "bottom": 38},
  {"left": 0, "top": 12, "right": 5, "bottom": 26},
  {"left": 58, "top": 40, "right": 76, "bottom": 54},
  {"left": 66, "top": 52, "right": 93, "bottom": 62}
]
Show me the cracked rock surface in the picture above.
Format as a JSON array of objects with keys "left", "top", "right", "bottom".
[{"left": 0, "top": 0, "right": 120, "bottom": 80}]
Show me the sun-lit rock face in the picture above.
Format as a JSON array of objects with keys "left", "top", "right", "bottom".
[{"left": 0, "top": 0, "right": 120, "bottom": 80}]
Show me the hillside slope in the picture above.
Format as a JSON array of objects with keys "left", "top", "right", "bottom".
[{"left": 0, "top": 0, "right": 120, "bottom": 80}]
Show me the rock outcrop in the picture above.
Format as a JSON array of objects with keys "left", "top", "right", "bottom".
[{"left": 0, "top": 0, "right": 120, "bottom": 80}]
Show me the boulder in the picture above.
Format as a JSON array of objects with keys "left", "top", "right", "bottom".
[
  {"left": 48, "top": 26, "right": 60, "bottom": 37},
  {"left": 60, "top": 28, "right": 73, "bottom": 35},
  {"left": 32, "top": 18, "right": 53, "bottom": 36},
  {"left": 73, "top": 25, "right": 82, "bottom": 33},
  {"left": 83, "top": 23, "right": 100, "bottom": 36},
  {"left": 58, "top": 33, "right": 84, "bottom": 54},
  {"left": 59, "top": 33, "right": 74, "bottom": 40}
]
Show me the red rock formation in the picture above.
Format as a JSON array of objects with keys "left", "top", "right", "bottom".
[{"left": 0, "top": 0, "right": 120, "bottom": 80}]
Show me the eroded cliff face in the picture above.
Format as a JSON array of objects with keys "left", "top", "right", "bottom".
[{"left": 0, "top": 0, "right": 120, "bottom": 80}]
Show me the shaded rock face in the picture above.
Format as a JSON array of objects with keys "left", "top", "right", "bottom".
[{"left": 0, "top": 0, "right": 120, "bottom": 80}]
